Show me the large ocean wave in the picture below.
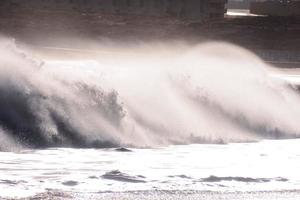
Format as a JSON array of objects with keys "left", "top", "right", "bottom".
[{"left": 0, "top": 38, "right": 300, "bottom": 151}]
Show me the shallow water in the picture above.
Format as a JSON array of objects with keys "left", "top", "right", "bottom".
[{"left": 1, "top": 139, "right": 300, "bottom": 198}]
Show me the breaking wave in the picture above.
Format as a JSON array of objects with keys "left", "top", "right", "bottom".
[{"left": 0, "top": 38, "right": 300, "bottom": 151}]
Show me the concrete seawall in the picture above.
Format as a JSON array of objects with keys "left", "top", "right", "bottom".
[
  {"left": 0, "top": 0, "right": 227, "bottom": 22},
  {"left": 250, "top": 1, "right": 300, "bottom": 16}
]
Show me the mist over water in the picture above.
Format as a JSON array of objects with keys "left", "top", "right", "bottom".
[{"left": 0, "top": 38, "right": 300, "bottom": 151}]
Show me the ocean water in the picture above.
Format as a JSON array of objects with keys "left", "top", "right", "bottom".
[
  {"left": 1, "top": 139, "right": 300, "bottom": 199},
  {"left": 0, "top": 38, "right": 300, "bottom": 199}
]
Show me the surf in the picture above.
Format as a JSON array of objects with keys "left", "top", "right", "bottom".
[{"left": 0, "top": 38, "right": 299, "bottom": 151}]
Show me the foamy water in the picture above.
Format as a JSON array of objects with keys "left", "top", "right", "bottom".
[{"left": 1, "top": 139, "right": 300, "bottom": 198}]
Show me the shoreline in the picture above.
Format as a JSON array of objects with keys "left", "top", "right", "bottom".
[{"left": 7, "top": 189, "right": 300, "bottom": 200}]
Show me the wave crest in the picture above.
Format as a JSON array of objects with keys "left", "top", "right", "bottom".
[{"left": 0, "top": 39, "right": 300, "bottom": 150}]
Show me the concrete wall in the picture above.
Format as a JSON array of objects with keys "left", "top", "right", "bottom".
[
  {"left": 227, "top": 0, "right": 250, "bottom": 9},
  {"left": 250, "top": 1, "right": 300, "bottom": 16},
  {"left": 0, "top": 0, "right": 227, "bottom": 22}
]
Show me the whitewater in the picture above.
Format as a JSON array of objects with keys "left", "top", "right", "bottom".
[{"left": 0, "top": 38, "right": 300, "bottom": 199}]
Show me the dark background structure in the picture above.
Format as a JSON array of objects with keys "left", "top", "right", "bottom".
[{"left": 0, "top": 0, "right": 299, "bottom": 67}]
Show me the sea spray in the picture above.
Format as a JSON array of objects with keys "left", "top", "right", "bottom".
[
  {"left": 0, "top": 39, "right": 124, "bottom": 150},
  {"left": 0, "top": 38, "right": 300, "bottom": 151}
]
